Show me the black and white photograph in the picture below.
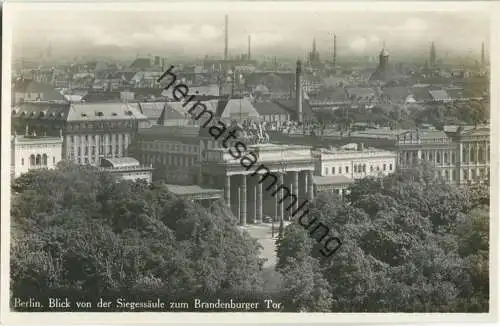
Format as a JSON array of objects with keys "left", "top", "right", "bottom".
[{"left": 1, "top": 1, "right": 497, "bottom": 323}]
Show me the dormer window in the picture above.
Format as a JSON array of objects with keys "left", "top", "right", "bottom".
[
  {"left": 112, "top": 113, "right": 117, "bottom": 116},
  {"left": 81, "top": 113, "right": 87, "bottom": 117},
  {"left": 96, "top": 111, "right": 104, "bottom": 116}
]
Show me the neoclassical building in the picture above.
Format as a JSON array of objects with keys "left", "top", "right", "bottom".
[
  {"left": 396, "top": 125, "right": 490, "bottom": 185},
  {"left": 11, "top": 102, "right": 148, "bottom": 166},
  {"left": 11, "top": 130, "right": 63, "bottom": 178},
  {"left": 201, "top": 143, "right": 315, "bottom": 225},
  {"left": 312, "top": 143, "right": 397, "bottom": 198}
]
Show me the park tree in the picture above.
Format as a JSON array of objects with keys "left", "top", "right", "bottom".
[
  {"left": 10, "top": 162, "right": 264, "bottom": 307},
  {"left": 276, "top": 165, "right": 489, "bottom": 312}
]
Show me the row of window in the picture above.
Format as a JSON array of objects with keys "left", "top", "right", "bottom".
[
  {"left": 21, "top": 154, "right": 56, "bottom": 166},
  {"left": 143, "top": 141, "right": 198, "bottom": 153},
  {"left": 68, "top": 143, "right": 127, "bottom": 157},
  {"left": 67, "top": 121, "right": 135, "bottom": 131},
  {"left": 143, "top": 154, "right": 197, "bottom": 167},
  {"left": 69, "top": 133, "right": 129, "bottom": 145},
  {"left": 324, "top": 163, "right": 393, "bottom": 175},
  {"left": 401, "top": 148, "right": 490, "bottom": 165}
]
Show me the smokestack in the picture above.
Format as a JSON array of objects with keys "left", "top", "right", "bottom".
[
  {"left": 248, "top": 35, "right": 251, "bottom": 61},
  {"left": 296, "top": 60, "right": 303, "bottom": 123},
  {"left": 224, "top": 15, "right": 229, "bottom": 61},
  {"left": 481, "top": 42, "right": 485, "bottom": 66},
  {"left": 333, "top": 33, "right": 337, "bottom": 66}
]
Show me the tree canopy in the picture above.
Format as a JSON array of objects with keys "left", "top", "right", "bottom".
[
  {"left": 11, "top": 162, "right": 265, "bottom": 310},
  {"left": 276, "top": 165, "right": 489, "bottom": 312}
]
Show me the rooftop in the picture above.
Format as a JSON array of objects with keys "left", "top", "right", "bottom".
[
  {"left": 67, "top": 102, "right": 148, "bottom": 121},
  {"left": 313, "top": 175, "right": 355, "bottom": 186},
  {"left": 165, "top": 184, "right": 223, "bottom": 196},
  {"left": 12, "top": 134, "right": 63, "bottom": 143},
  {"left": 100, "top": 157, "right": 140, "bottom": 168}
]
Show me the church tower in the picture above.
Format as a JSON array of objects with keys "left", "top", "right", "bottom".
[{"left": 378, "top": 46, "right": 389, "bottom": 69}]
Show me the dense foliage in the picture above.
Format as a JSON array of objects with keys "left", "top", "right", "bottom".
[
  {"left": 276, "top": 164, "right": 489, "bottom": 312},
  {"left": 11, "top": 162, "right": 489, "bottom": 312},
  {"left": 11, "top": 162, "right": 264, "bottom": 310}
]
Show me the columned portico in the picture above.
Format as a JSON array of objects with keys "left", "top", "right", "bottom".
[
  {"left": 292, "top": 171, "right": 299, "bottom": 213},
  {"left": 277, "top": 173, "right": 284, "bottom": 222},
  {"left": 202, "top": 143, "right": 315, "bottom": 226},
  {"left": 256, "top": 180, "right": 263, "bottom": 223},
  {"left": 307, "top": 170, "right": 314, "bottom": 201},
  {"left": 240, "top": 175, "right": 247, "bottom": 225},
  {"left": 225, "top": 175, "right": 231, "bottom": 207}
]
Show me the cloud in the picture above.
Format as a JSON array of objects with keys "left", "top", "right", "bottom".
[
  {"left": 401, "top": 17, "right": 427, "bottom": 32},
  {"left": 349, "top": 36, "right": 368, "bottom": 53},
  {"left": 199, "top": 24, "right": 222, "bottom": 40}
]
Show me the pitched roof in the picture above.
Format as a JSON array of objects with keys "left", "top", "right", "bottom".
[
  {"left": 82, "top": 91, "right": 122, "bottom": 102},
  {"left": 130, "top": 58, "right": 152, "bottom": 69},
  {"left": 253, "top": 101, "right": 288, "bottom": 115},
  {"left": 12, "top": 102, "right": 71, "bottom": 121},
  {"left": 138, "top": 102, "right": 166, "bottom": 121},
  {"left": 66, "top": 102, "right": 148, "bottom": 122},
  {"left": 221, "top": 98, "right": 260, "bottom": 119},
  {"left": 275, "top": 98, "right": 314, "bottom": 119},
  {"left": 12, "top": 79, "right": 68, "bottom": 102}
]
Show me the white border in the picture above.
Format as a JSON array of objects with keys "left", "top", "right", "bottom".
[{"left": 1, "top": 1, "right": 499, "bottom": 324}]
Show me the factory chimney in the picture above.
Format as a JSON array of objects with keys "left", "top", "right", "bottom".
[
  {"left": 224, "top": 15, "right": 229, "bottom": 61},
  {"left": 248, "top": 35, "right": 251, "bottom": 60},
  {"left": 333, "top": 33, "right": 337, "bottom": 66},
  {"left": 481, "top": 41, "right": 485, "bottom": 66},
  {"left": 296, "top": 60, "right": 303, "bottom": 123}
]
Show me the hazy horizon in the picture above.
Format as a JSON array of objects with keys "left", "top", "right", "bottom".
[{"left": 11, "top": 9, "right": 490, "bottom": 62}]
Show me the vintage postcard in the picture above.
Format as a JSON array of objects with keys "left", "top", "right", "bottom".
[{"left": 1, "top": 1, "right": 498, "bottom": 324}]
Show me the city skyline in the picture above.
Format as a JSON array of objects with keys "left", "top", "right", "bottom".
[{"left": 12, "top": 10, "right": 489, "bottom": 61}]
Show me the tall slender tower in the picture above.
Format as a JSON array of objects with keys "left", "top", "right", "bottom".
[
  {"left": 224, "top": 15, "right": 229, "bottom": 61},
  {"left": 333, "top": 33, "right": 337, "bottom": 66},
  {"left": 296, "top": 60, "right": 303, "bottom": 123},
  {"left": 481, "top": 42, "right": 485, "bottom": 66},
  {"left": 430, "top": 42, "right": 436, "bottom": 67},
  {"left": 248, "top": 35, "right": 251, "bottom": 60}
]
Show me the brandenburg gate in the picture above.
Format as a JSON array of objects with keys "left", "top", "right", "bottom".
[{"left": 200, "top": 143, "right": 315, "bottom": 225}]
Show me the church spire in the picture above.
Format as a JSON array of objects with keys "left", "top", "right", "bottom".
[{"left": 312, "top": 37, "right": 317, "bottom": 54}]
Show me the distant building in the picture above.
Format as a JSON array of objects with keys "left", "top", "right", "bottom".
[
  {"left": 12, "top": 78, "right": 68, "bottom": 105},
  {"left": 370, "top": 47, "right": 400, "bottom": 83},
  {"left": 311, "top": 143, "right": 396, "bottom": 198},
  {"left": 308, "top": 38, "right": 321, "bottom": 68},
  {"left": 314, "top": 143, "right": 397, "bottom": 179},
  {"left": 396, "top": 125, "right": 490, "bottom": 185},
  {"left": 11, "top": 131, "right": 63, "bottom": 178},
  {"left": 129, "top": 58, "right": 153, "bottom": 70},
  {"left": 99, "top": 157, "right": 153, "bottom": 183}
]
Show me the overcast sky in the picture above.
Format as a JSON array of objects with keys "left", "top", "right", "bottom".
[{"left": 11, "top": 9, "right": 490, "bottom": 60}]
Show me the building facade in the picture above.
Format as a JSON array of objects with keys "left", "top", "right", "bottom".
[
  {"left": 396, "top": 125, "right": 490, "bottom": 185},
  {"left": 11, "top": 131, "right": 63, "bottom": 178},
  {"left": 313, "top": 143, "right": 397, "bottom": 180},
  {"left": 11, "top": 102, "right": 148, "bottom": 166}
]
